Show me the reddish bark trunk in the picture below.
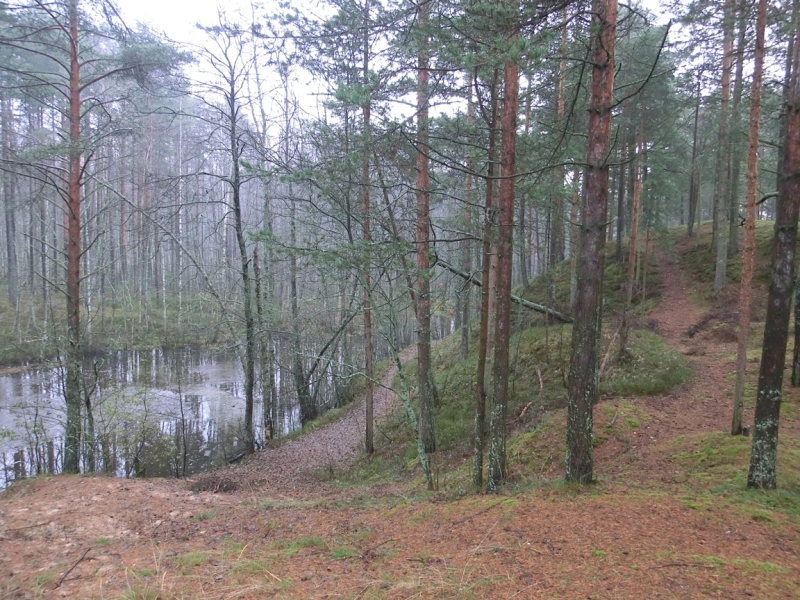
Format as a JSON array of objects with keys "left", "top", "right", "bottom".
[
  {"left": 565, "top": 0, "right": 617, "bottom": 484},
  {"left": 416, "top": 0, "right": 435, "bottom": 456},
  {"left": 615, "top": 128, "right": 627, "bottom": 263},
  {"left": 731, "top": 0, "right": 767, "bottom": 435},
  {"left": 488, "top": 43, "right": 519, "bottom": 491},
  {"left": 64, "top": 0, "right": 83, "bottom": 474},
  {"left": 727, "top": 0, "right": 748, "bottom": 257}
]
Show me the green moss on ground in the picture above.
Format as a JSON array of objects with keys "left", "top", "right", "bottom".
[
  {"left": 674, "top": 220, "right": 785, "bottom": 300},
  {"left": 337, "top": 317, "right": 690, "bottom": 492},
  {"left": 519, "top": 240, "right": 664, "bottom": 325}
]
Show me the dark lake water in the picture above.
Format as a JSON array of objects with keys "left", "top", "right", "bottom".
[{"left": 0, "top": 347, "right": 294, "bottom": 488}]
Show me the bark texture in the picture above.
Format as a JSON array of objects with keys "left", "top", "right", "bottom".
[
  {"left": 64, "top": 0, "right": 83, "bottom": 474},
  {"left": 731, "top": 0, "right": 766, "bottom": 436},
  {"left": 229, "top": 63, "right": 255, "bottom": 454},
  {"left": 747, "top": 14, "right": 800, "bottom": 489},
  {"left": 565, "top": 0, "right": 616, "bottom": 485},
  {"left": 416, "top": 0, "right": 436, "bottom": 455},
  {"left": 488, "top": 42, "right": 519, "bottom": 492}
]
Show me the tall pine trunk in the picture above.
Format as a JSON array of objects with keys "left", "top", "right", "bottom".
[
  {"left": 619, "top": 126, "right": 642, "bottom": 361},
  {"left": 731, "top": 0, "right": 766, "bottom": 435},
  {"left": 713, "top": 0, "right": 735, "bottom": 293},
  {"left": 474, "top": 68, "right": 499, "bottom": 489},
  {"left": 565, "top": 0, "right": 616, "bottom": 484},
  {"left": 615, "top": 127, "right": 627, "bottom": 263},
  {"left": 687, "top": 80, "right": 701, "bottom": 238},
  {"left": 416, "top": 0, "right": 436, "bottom": 455},
  {"left": 64, "top": 0, "right": 83, "bottom": 474},
  {"left": 1, "top": 93, "right": 18, "bottom": 305},
  {"left": 747, "top": 11, "right": 800, "bottom": 489},
  {"left": 362, "top": 0, "right": 375, "bottom": 453},
  {"left": 726, "top": 0, "right": 748, "bottom": 257},
  {"left": 488, "top": 24, "right": 519, "bottom": 491},
  {"left": 460, "top": 83, "right": 474, "bottom": 361},
  {"left": 786, "top": 0, "right": 800, "bottom": 387}
]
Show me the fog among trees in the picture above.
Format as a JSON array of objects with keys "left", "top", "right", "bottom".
[{"left": 1, "top": 0, "right": 799, "bottom": 493}]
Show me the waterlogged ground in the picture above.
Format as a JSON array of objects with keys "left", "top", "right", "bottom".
[
  {"left": 1, "top": 252, "right": 800, "bottom": 599},
  {"left": 0, "top": 347, "right": 283, "bottom": 486}
]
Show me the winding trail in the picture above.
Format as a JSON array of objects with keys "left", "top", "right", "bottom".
[
  {"left": 208, "top": 346, "right": 417, "bottom": 495},
  {"left": 598, "top": 243, "right": 800, "bottom": 481},
  {"left": 4, "top": 243, "right": 800, "bottom": 600},
  {"left": 633, "top": 250, "right": 735, "bottom": 439}
]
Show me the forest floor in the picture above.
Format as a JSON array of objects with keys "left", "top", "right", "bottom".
[{"left": 2, "top": 241, "right": 800, "bottom": 599}]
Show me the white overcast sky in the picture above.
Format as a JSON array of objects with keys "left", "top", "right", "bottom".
[
  {"left": 118, "top": 0, "right": 672, "bottom": 45},
  {"left": 117, "top": 0, "right": 254, "bottom": 43},
  {"left": 116, "top": 0, "right": 674, "bottom": 123}
]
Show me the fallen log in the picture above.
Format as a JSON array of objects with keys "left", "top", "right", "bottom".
[{"left": 436, "top": 258, "right": 573, "bottom": 324}]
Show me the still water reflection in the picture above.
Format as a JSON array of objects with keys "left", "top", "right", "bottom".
[{"left": 0, "top": 347, "right": 292, "bottom": 488}]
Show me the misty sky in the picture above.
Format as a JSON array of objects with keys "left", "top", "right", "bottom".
[{"left": 118, "top": 0, "right": 254, "bottom": 43}]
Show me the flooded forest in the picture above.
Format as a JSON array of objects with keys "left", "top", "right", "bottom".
[{"left": 0, "top": 0, "right": 797, "bottom": 496}]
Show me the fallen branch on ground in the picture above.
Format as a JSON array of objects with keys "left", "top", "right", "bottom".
[
  {"left": 609, "top": 407, "right": 620, "bottom": 427},
  {"left": 652, "top": 562, "right": 717, "bottom": 569},
  {"left": 519, "top": 402, "right": 533, "bottom": 419},
  {"left": 451, "top": 500, "right": 504, "bottom": 525},
  {"left": 599, "top": 322, "right": 623, "bottom": 377},
  {"left": 54, "top": 548, "right": 90, "bottom": 589},
  {"left": 436, "top": 258, "right": 573, "bottom": 323}
]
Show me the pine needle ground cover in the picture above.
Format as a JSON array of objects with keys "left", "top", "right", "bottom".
[{"left": 2, "top": 229, "right": 799, "bottom": 599}]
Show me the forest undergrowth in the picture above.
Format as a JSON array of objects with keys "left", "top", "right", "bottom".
[{"left": 1, "top": 227, "right": 799, "bottom": 599}]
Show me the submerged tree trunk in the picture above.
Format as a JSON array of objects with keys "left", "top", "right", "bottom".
[
  {"left": 731, "top": 0, "right": 766, "bottom": 436},
  {"left": 253, "top": 248, "right": 273, "bottom": 441},
  {"left": 565, "top": 0, "right": 616, "bottom": 485},
  {"left": 747, "top": 12, "right": 800, "bottom": 489}
]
